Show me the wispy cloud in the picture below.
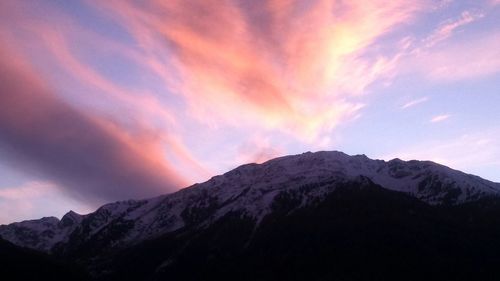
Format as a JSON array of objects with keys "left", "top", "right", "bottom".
[
  {"left": 424, "top": 11, "right": 484, "bottom": 48},
  {"left": 430, "top": 114, "right": 451, "bottom": 123},
  {"left": 394, "top": 7, "right": 499, "bottom": 82},
  {"left": 420, "top": 32, "right": 500, "bottom": 81},
  {"left": 401, "top": 97, "right": 429, "bottom": 109}
]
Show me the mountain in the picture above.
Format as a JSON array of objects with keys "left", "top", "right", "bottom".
[
  {"left": 2, "top": 151, "right": 498, "bottom": 253},
  {"left": 1, "top": 151, "right": 500, "bottom": 280},
  {"left": 0, "top": 212, "right": 82, "bottom": 252},
  {"left": 105, "top": 184, "right": 500, "bottom": 281}
]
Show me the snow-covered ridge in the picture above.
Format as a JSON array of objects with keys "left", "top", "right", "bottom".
[
  {"left": 1, "top": 151, "right": 499, "bottom": 253},
  {"left": 0, "top": 215, "right": 79, "bottom": 252}
]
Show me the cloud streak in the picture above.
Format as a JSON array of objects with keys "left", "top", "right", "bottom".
[
  {"left": 423, "top": 11, "right": 484, "bottom": 48},
  {"left": 430, "top": 114, "right": 451, "bottom": 123},
  {"left": 401, "top": 97, "right": 429, "bottom": 109},
  {"left": 0, "top": 45, "right": 187, "bottom": 205}
]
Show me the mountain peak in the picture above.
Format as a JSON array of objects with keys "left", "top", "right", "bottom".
[{"left": 59, "top": 210, "right": 83, "bottom": 228}]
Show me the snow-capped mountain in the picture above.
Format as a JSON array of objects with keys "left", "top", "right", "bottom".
[{"left": 1, "top": 151, "right": 499, "bottom": 254}]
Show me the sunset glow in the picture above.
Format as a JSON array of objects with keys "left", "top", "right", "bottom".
[{"left": 0, "top": 0, "right": 499, "bottom": 223}]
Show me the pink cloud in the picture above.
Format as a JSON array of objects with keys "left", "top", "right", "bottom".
[
  {"left": 0, "top": 1, "right": 212, "bottom": 184},
  {"left": 0, "top": 1, "right": 435, "bottom": 183},
  {"left": 93, "top": 0, "right": 426, "bottom": 141},
  {"left": 0, "top": 44, "right": 187, "bottom": 204},
  {"left": 0, "top": 3, "right": 177, "bottom": 130}
]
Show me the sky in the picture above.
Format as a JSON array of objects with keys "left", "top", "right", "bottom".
[{"left": 0, "top": 0, "right": 499, "bottom": 224}]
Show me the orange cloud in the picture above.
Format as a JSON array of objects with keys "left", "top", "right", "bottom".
[{"left": 94, "top": 0, "right": 425, "bottom": 141}]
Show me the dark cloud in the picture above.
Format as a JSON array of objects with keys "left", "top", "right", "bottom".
[{"left": 0, "top": 48, "right": 186, "bottom": 205}]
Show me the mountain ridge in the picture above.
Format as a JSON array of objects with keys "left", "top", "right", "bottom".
[{"left": 1, "top": 150, "right": 499, "bottom": 254}]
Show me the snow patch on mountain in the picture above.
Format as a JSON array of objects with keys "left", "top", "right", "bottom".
[{"left": 0, "top": 214, "right": 80, "bottom": 252}]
